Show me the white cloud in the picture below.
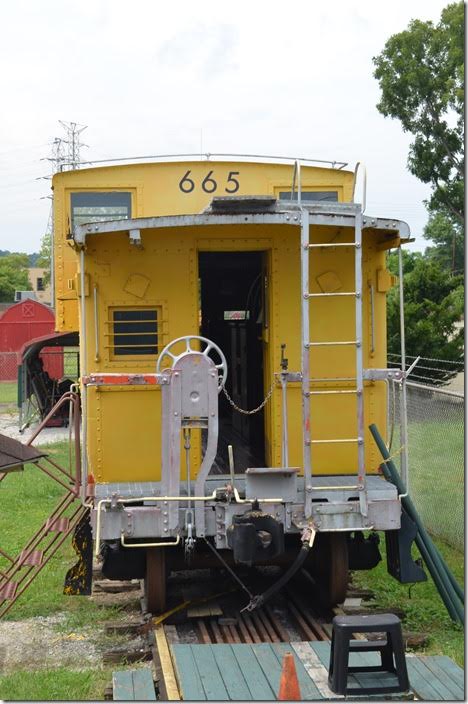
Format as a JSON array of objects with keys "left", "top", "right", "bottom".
[{"left": 0, "top": 0, "right": 450, "bottom": 251}]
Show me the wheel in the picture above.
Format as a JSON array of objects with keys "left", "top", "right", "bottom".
[
  {"left": 307, "top": 532, "right": 349, "bottom": 606},
  {"left": 156, "top": 335, "right": 228, "bottom": 390},
  {"left": 145, "top": 548, "right": 167, "bottom": 614}
]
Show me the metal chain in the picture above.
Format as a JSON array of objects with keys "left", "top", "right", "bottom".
[{"left": 221, "top": 379, "right": 276, "bottom": 415}]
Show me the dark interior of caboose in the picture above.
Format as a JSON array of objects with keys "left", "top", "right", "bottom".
[{"left": 198, "top": 251, "right": 266, "bottom": 474}]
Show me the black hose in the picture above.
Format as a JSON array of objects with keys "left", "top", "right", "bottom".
[{"left": 242, "top": 542, "right": 311, "bottom": 612}]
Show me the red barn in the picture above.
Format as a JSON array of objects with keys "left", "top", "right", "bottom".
[{"left": 0, "top": 300, "right": 63, "bottom": 381}]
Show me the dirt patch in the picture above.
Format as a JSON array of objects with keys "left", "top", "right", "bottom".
[{"left": 0, "top": 613, "right": 104, "bottom": 674}]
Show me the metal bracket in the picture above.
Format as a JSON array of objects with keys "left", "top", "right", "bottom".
[
  {"left": 274, "top": 371, "right": 302, "bottom": 383},
  {"left": 363, "top": 368, "right": 405, "bottom": 382},
  {"left": 129, "top": 229, "right": 142, "bottom": 247}
]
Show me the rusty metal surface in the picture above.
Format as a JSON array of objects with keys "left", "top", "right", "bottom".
[{"left": 0, "top": 433, "right": 46, "bottom": 472}]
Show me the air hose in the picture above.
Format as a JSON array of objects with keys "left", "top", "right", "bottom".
[{"left": 242, "top": 526, "right": 316, "bottom": 612}]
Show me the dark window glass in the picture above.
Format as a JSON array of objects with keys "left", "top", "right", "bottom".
[
  {"left": 36, "top": 278, "right": 44, "bottom": 291},
  {"left": 279, "top": 191, "right": 338, "bottom": 202},
  {"left": 71, "top": 192, "right": 131, "bottom": 228},
  {"left": 112, "top": 309, "right": 158, "bottom": 356}
]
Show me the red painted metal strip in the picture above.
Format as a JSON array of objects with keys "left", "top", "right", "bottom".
[{"left": 82, "top": 373, "right": 162, "bottom": 386}]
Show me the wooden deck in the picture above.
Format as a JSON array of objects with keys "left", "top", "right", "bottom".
[{"left": 170, "top": 641, "right": 464, "bottom": 701}]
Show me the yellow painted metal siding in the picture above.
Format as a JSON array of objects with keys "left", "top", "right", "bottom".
[
  {"left": 52, "top": 161, "right": 353, "bottom": 332},
  {"left": 53, "top": 161, "right": 392, "bottom": 484}
]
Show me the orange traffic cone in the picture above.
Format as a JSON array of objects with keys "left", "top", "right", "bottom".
[{"left": 278, "top": 652, "right": 301, "bottom": 700}]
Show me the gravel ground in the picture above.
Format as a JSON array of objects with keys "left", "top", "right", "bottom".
[
  {"left": 0, "top": 613, "right": 101, "bottom": 674},
  {"left": 0, "top": 410, "right": 73, "bottom": 445}
]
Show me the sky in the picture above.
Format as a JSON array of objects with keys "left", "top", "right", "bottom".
[{"left": 0, "top": 0, "right": 451, "bottom": 254}]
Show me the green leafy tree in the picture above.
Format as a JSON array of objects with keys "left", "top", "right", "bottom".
[
  {"left": 373, "top": 2, "right": 464, "bottom": 221},
  {"left": 387, "top": 251, "right": 464, "bottom": 382},
  {"left": 36, "top": 232, "right": 51, "bottom": 285},
  {"left": 0, "top": 254, "right": 31, "bottom": 302},
  {"left": 423, "top": 211, "right": 464, "bottom": 274}
]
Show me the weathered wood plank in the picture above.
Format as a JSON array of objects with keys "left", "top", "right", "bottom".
[
  {"left": 190, "top": 645, "right": 229, "bottom": 700},
  {"left": 104, "top": 620, "right": 144, "bottom": 636},
  {"left": 418, "top": 656, "right": 464, "bottom": 700},
  {"left": 250, "top": 643, "right": 284, "bottom": 696},
  {"left": 187, "top": 603, "right": 222, "bottom": 618},
  {"left": 211, "top": 644, "right": 253, "bottom": 700},
  {"left": 113, "top": 670, "right": 134, "bottom": 700},
  {"left": 271, "top": 642, "right": 323, "bottom": 700},
  {"left": 104, "top": 647, "right": 152, "bottom": 665},
  {"left": 292, "top": 641, "right": 338, "bottom": 699},
  {"left": 310, "top": 641, "right": 407, "bottom": 698},
  {"left": 154, "top": 624, "right": 180, "bottom": 701},
  {"left": 406, "top": 657, "right": 444, "bottom": 701},
  {"left": 230, "top": 644, "right": 276, "bottom": 700},
  {"left": 132, "top": 669, "right": 157, "bottom": 700},
  {"left": 171, "top": 644, "right": 206, "bottom": 701}
]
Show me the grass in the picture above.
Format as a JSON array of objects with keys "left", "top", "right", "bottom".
[
  {"left": 353, "top": 536, "right": 464, "bottom": 667},
  {"left": 0, "top": 381, "right": 17, "bottom": 406},
  {"left": 0, "top": 442, "right": 119, "bottom": 626},
  {"left": 390, "top": 418, "right": 464, "bottom": 550},
  {"left": 0, "top": 666, "right": 113, "bottom": 701},
  {"left": 0, "top": 440, "right": 464, "bottom": 698},
  {"left": 0, "top": 441, "right": 125, "bottom": 700}
]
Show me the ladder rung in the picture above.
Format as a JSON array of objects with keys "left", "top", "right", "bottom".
[
  {"left": 307, "top": 341, "right": 359, "bottom": 347},
  {"left": 308, "top": 389, "right": 358, "bottom": 395},
  {"left": 308, "top": 242, "right": 357, "bottom": 248},
  {"left": 310, "top": 438, "right": 360, "bottom": 444},
  {"left": 0, "top": 581, "right": 18, "bottom": 600},
  {"left": 19, "top": 549, "right": 44, "bottom": 567},
  {"left": 45, "top": 517, "right": 71, "bottom": 533},
  {"left": 306, "top": 292, "right": 357, "bottom": 298}
]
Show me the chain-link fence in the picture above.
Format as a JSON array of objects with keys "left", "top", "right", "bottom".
[
  {"left": 389, "top": 379, "right": 464, "bottom": 551},
  {"left": 0, "top": 351, "right": 19, "bottom": 383}
]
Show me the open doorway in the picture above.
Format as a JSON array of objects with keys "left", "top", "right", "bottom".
[{"left": 199, "top": 251, "right": 266, "bottom": 473}]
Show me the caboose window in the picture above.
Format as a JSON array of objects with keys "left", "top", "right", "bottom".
[
  {"left": 279, "top": 191, "right": 338, "bottom": 202},
  {"left": 111, "top": 308, "right": 158, "bottom": 356},
  {"left": 71, "top": 192, "right": 131, "bottom": 228}
]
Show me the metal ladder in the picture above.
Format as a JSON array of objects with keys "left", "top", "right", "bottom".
[{"left": 297, "top": 164, "right": 367, "bottom": 519}]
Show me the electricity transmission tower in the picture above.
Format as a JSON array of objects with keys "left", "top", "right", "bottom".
[
  {"left": 39, "top": 121, "right": 88, "bottom": 306},
  {"left": 58, "top": 120, "right": 88, "bottom": 170}
]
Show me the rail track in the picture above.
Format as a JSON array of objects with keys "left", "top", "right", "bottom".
[{"left": 93, "top": 565, "right": 376, "bottom": 699}]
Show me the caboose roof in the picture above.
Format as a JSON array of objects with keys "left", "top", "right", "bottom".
[{"left": 73, "top": 199, "right": 410, "bottom": 246}]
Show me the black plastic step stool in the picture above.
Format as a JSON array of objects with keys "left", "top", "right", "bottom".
[{"left": 328, "top": 613, "right": 410, "bottom": 696}]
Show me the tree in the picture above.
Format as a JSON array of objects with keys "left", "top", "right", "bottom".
[
  {"left": 0, "top": 254, "right": 31, "bottom": 302},
  {"left": 373, "top": 2, "right": 464, "bottom": 222},
  {"left": 386, "top": 251, "right": 464, "bottom": 382},
  {"left": 36, "top": 232, "right": 51, "bottom": 286},
  {"left": 423, "top": 211, "right": 464, "bottom": 274}
]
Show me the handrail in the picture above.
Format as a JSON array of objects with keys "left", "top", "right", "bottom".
[
  {"left": 26, "top": 391, "right": 82, "bottom": 495},
  {"left": 58, "top": 152, "right": 348, "bottom": 171},
  {"left": 351, "top": 161, "right": 367, "bottom": 212}
]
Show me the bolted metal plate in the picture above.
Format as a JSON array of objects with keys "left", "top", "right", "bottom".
[{"left": 245, "top": 467, "right": 298, "bottom": 502}]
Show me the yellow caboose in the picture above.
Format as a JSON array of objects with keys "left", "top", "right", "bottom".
[{"left": 52, "top": 156, "right": 412, "bottom": 611}]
